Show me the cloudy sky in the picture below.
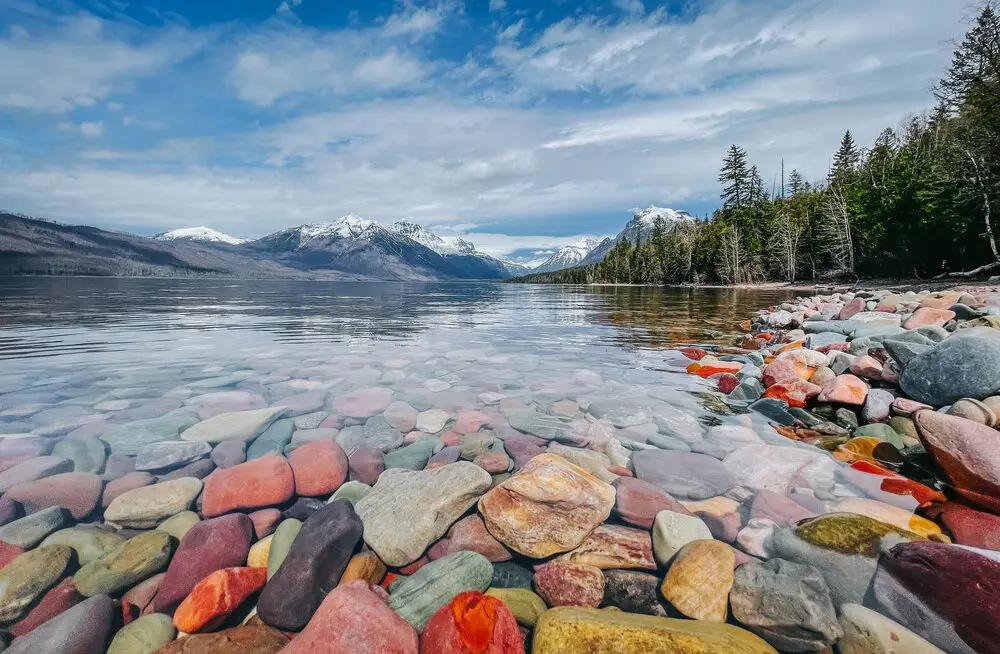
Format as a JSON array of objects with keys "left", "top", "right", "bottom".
[{"left": 0, "top": 0, "right": 973, "bottom": 262}]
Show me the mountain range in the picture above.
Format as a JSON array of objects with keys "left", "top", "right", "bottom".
[{"left": 0, "top": 207, "right": 692, "bottom": 280}]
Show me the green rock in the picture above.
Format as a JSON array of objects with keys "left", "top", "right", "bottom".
[
  {"left": 246, "top": 418, "right": 294, "bottom": 460},
  {"left": 74, "top": 530, "right": 173, "bottom": 597},
  {"left": 794, "top": 513, "right": 921, "bottom": 556},
  {"left": 103, "top": 476, "right": 203, "bottom": 528},
  {"left": 40, "top": 527, "right": 126, "bottom": 565},
  {"left": 101, "top": 413, "right": 200, "bottom": 456},
  {"left": 327, "top": 481, "right": 371, "bottom": 505},
  {"left": 0, "top": 545, "right": 73, "bottom": 623},
  {"left": 0, "top": 506, "right": 68, "bottom": 548},
  {"left": 388, "top": 551, "right": 492, "bottom": 630},
  {"left": 889, "top": 416, "right": 918, "bottom": 441},
  {"left": 485, "top": 587, "right": 547, "bottom": 627},
  {"left": 107, "top": 612, "right": 176, "bottom": 654},
  {"left": 52, "top": 436, "right": 107, "bottom": 474},
  {"left": 854, "top": 423, "right": 905, "bottom": 450},
  {"left": 383, "top": 438, "right": 440, "bottom": 470},
  {"left": 156, "top": 511, "right": 200, "bottom": 540},
  {"left": 459, "top": 434, "right": 496, "bottom": 460},
  {"left": 267, "top": 518, "right": 302, "bottom": 580}
]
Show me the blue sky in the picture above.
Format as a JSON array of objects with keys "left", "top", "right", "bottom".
[{"left": 0, "top": 0, "right": 971, "bottom": 263}]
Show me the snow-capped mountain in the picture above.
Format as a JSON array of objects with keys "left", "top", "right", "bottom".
[
  {"left": 616, "top": 207, "right": 695, "bottom": 245},
  {"left": 390, "top": 220, "right": 519, "bottom": 279},
  {"left": 154, "top": 226, "right": 246, "bottom": 245},
  {"left": 389, "top": 220, "right": 473, "bottom": 256},
  {"left": 532, "top": 238, "right": 603, "bottom": 274}
]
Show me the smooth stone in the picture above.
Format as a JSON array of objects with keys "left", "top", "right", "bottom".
[
  {"left": 862, "top": 389, "right": 894, "bottom": 423},
  {"left": 121, "top": 572, "right": 164, "bottom": 622},
  {"left": 39, "top": 526, "right": 125, "bottom": 565},
  {"left": 415, "top": 409, "right": 449, "bottom": 434},
  {"left": 180, "top": 407, "right": 287, "bottom": 444},
  {"left": 420, "top": 590, "right": 523, "bottom": 653},
  {"left": 174, "top": 566, "right": 267, "bottom": 633},
  {"left": 948, "top": 397, "right": 997, "bottom": 426},
  {"left": 337, "top": 551, "right": 386, "bottom": 586},
  {"left": 74, "top": 530, "right": 173, "bottom": 597},
  {"left": 557, "top": 523, "right": 655, "bottom": 570},
  {"left": 546, "top": 443, "right": 616, "bottom": 482},
  {"left": 749, "top": 398, "right": 799, "bottom": 425},
  {"left": 914, "top": 409, "right": 1000, "bottom": 511},
  {"left": 156, "top": 510, "right": 200, "bottom": 540},
  {"left": 257, "top": 500, "right": 364, "bottom": 631},
  {"left": 534, "top": 560, "right": 605, "bottom": 608},
  {"left": 661, "top": 539, "right": 734, "bottom": 622},
  {"left": 332, "top": 387, "right": 393, "bottom": 419},
  {"left": 281, "top": 496, "right": 326, "bottom": 521},
  {"left": 0, "top": 456, "right": 73, "bottom": 493},
  {"left": 153, "top": 624, "right": 289, "bottom": 653},
  {"left": 651, "top": 510, "right": 713, "bottom": 566},
  {"left": 210, "top": 439, "right": 247, "bottom": 468},
  {"left": 5, "top": 471, "right": 103, "bottom": 519},
  {"left": 135, "top": 441, "right": 210, "bottom": 471},
  {"left": 384, "top": 401, "right": 418, "bottom": 432},
  {"left": 445, "top": 514, "right": 511, "bottom": 562},
  {"left": 935, "top": 502, "right": 1000, "bottom": 549},
  {"left": 612, "top": 477, "right": 690, "bottom": 529},
  {"left": 730, "top": 558, "right": 841, "bottom": 651},
  {"left": 107, "top": 612, "right": 176, "bottom": 654},
  {"left": 532, "top": 607, "right": 778, "bottom": 653},
  {"left": 602, "top": 569, "right": 667, "bottom": 616},
  {"left": 5, "top": 594, "right": 114, "bottom": 654},
  {"left": 154, "top": 513, "right": 254, "bottom": 612},
  {"left": 347, "top": 445, "right": 384, "bottom": 485},
  {"left": 245, "top": 418, "right": 293, "bottom": 460},
  {"left": 0, "top": 545, "right": 72, "bottom": 623},
  {"left": 248, "top": 508, "right": 281, "bottom": 538},
  {"left": 749, "top": 489, "right": 816, "bottom": 526},
  {"left": 0, "top": 506, "right": 68, "bottom": 547},
  {"left": 158, "top": 458, "right": 215, "bottom": 481},
  {"left": 282, "top": 580, "right": 417, "bottom": 653},
  {"left": 8, "top": 577, "right": 82, "bottom": 638},
  {"left": 104, "top": 477, "right": 202, "bottom": 528},
  {"left": 478, "top": 453, "right": 615, "bottom": 559},
  {"left": 356, "top": 461, "right": 491, "bottom": 566},
  {"left": 328, "top": 480, "right": 371, "bottom": 505},
  {"left": 51, "top": 436, "right": 106, "bottom": 474},
  {"left": 101, "top": 413, "right": 200, "bottom": 456},
  {"left": 838, "top": 602, "right": 945, "bottom": 654},
  {"left": 102, "top": 472, "right": 154, "bottom": 507},
  {"left": 491, "top": 561, "right": 533, "bottom": 589},
  {"left": 248, "top": 535, "right": 272, "bottom": 568},
  {"left": 201, "top": 454, "right": 294, "bottom": 517},
  {"left": 899, "top": 328, "right": 1000, "bottom": 404},
  {"left": 633, "top": 450, "right": 734, "bottom": 500},
  {"left": 486, "top": 587, "right": 548, "bottom": 627},
  {"left": 288, "top": 439, "right": 348, "bottom": 496},
  {"left": 266, "top": 518, "right": 302, "bottom": 579},
  {"left": 382, "top": 437, "right": 439, "bottom": 471},
  {"left": 388, "top": 551, "right": 492, "bottom": 631},
  {"left": 855, "top": 423, "right": 905, "bottom": 449}
]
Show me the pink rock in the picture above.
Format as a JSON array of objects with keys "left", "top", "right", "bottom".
[
  {"left": 558, "top": 524, "right": 656, "bottom": 570},
  {"left": 749, "top": 489, "right": 816, "bottom": 526},
  {"left": 398, "top": 557, "right": 430, "bottom": 575},
  {"left": 849, "top": 355, "right": 884, "bottom": 380},
  {"left": 288, "top": 439, "right": 348, "bottom": 497},
  {"left": 472, "top": 452, "right": 509, "bottom": 474},
  {"left": 612, "top": 477, "right": 691, "bottom": 529},
  {"left": 698, "top": 510, "right": 743, "bottom": 544},
  {"left": 0, "top": 456, "right": 73, "bottom": 493},
  {"left": 426, "top": 539, "right": 451, "bottom": 560},
  {"left": 445, "top": 515, "right": 511, "bottom": 562},
  {"left": 892, "top": 397, "right": 934, "bottom": 417},
  {"left": 426, "top": 446, "right": 461, "bottom": 469},
  {"left": 0, "top": 497, "right": 21, "bottom": 527},
  {"left": 101, "top": 472, "right": 154, "bottom": 508},
  {"left": 717, "top": 374, "right": 740, "bottom": 394},
  {"left": 122, "top": 573, "right": 164, "bottom": 623},
  {"left": 348, "top": 446, "right": 384, "bottom": 485},
  {"left": 817, "top": 374, "right": 868, "bottom": 406},
  {"left": 248, "top": 508, "right": 282, "bottom": 539},
  {"left": 6, "top": 472, "right": 103, "bottom": 519},
  {"left": 838, "top": 297, "right": 866, "bottom": 320},
  {"left": 332, "top": 387, "right": 393, "bottom": 418},
  {"left": 0, "top": 439, "right": 52, "bottom": 473},
  {"left": 453, "top": 411, "right": 491, "bottom": 434},
  {"left": 201, "top": 454, "right": 294, "bottom": 517},
  {"left": 9, "top": 578, "right": 82, "bottom": 637},
  {"left": 905, "top": 307, "right": 956, "bottom": 329},
  {"left": 914, "top": 409, "right": 1000, "bottom": 513},
  {"left": 761, "top": 358, "right": 812, "bottom": 387},
  {"left": 501, "top": 435, "right": 545, "bottom": 470},
  {"left": 282, "top": 581, "right": 417, "bottom": 653},
  {"left": 0, "top": 541, "right": 25, "bottom": 569},
  {"left": 533, "top": 561, "right": 604, "bottom": 608}
]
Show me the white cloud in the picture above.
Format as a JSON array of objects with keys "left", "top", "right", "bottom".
[
  {"left": 613, "top": 0, "right": 645, "bottom": 15},
  {"left": 488, "top": 0, "right": 507, "bottom": 12},
  {"left": 276, "top": 0, "right": 303, "bottom": 14},
  {"left": 78, "top": 121, "right": 104, "bottom": 138}
]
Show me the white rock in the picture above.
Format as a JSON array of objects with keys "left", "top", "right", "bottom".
[
  {"left": 651, "top": 510, "right": 713, "bottom": 566},
  {"left": 838, "top": 603, "right": 944, "bottom": 654},
  {"left": 415, "top": 409, "right": 449, "bottom": 434},
  {"left": 180, "top": 406, "right": 287, "bottom": 443}
]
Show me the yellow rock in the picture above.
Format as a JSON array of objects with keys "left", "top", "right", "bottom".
[
  {"left": 532, "top": 607, "right": 777, "bottom": 653},
  {"left": 337, "top": 551, "right": 386, "bottom": 586},
  {"left": 660, "top": 540, "right": 734, "bottom": 622},
  {"left": 679, "top": 496, "right": 740, "bottom": 516},
  {"left": 832, "top": 498, "right": 942, "bottom": 538},
  {"left": 247, "top": 535, "right": 272, "bottom": 568},
  {"left": 485, "top": 587, "right": 548, "bottom": 627},
  {"left": 478, "top": 453, "right": 615, "bottom": 558}
]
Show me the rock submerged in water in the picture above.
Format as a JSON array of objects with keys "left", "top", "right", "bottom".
[
  {"left": 201, "top": 454, "right": 294, "bottom": 517},
  {"left": 388, "top": 551, "right": 493, "bottom": 631},
  {"left": 898, "top": 327, "right": 1000, "bottom": 405},
  {"left": 913, "top": 409, "right": 1000, "bottom": 513},
  {"left": 632, "top": 450, "right": 734, "bottom": 500},
  {"left": 103, "top": 476, "right": 202, "bottom": 528}
]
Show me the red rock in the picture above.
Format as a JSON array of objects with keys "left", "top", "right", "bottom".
[
  {"left": 678, "top": 347, "right": 708, "bottom": 361},
  {"left": 426, "top": 539, "right": 451, "bottom": 560},
  {"left": 849, "top": 355, "right": 884, "bottom": 380},
  {"left": 558, "top": 524, "right": 656, "bottom": 570},
  {"left": 608, "top": 465, "right": 632, "bottom": 477},
  {"left": 815, "top": 342, "right": 850, "bottom": 354},
  {"left": 914, "top": 410, "right": 1000, "bottom": 513},
  {"left": 174, "top": 567, "right": 267, "bottom": 633},
  {"left": 201, "top": 454, "right": 294, "bottom": 517},
  {"left": 717, "top": 374, "right": 740, "bottom": 394},
  {"left": 472, "top": 452, "right": 509, "bottom": 474},
  {"left": 933, "top": 503, "right": 1000, "bottom": 550},
  {"left": 348, "top": 446, "right": 384, "bottom": 485},
  {"left": 891, "top": 397, "right": 933, "bottom": 417},
  {"left": 0, "top": 541, "right": 25, "bottom": 569},
  {"left": 419, "top": 590, "right": 523, "bottom": 654},
  {"left": 612, "top": 477, "right": 691, "bottom": 529},
  {"left": 154, "top": 513, "right": 254, "bottom": 613},
  {"left": 122, "top": 572, "right": 164, "bottom": 623},
  {"left": 838, "top": 297, "right": 866, "bottom": 320},
  {"left": 501, "top": 436, "right": 546, "bottom": 470},
  {"left": 282, "top": 581, "right": 418, "bottom": 653},
  {"left": 288, "top": 439, "right": 348, "bottom": 497},
  {"left": 398, "top": 556, "right": 430, "bottom": 575},
  {"left": 155, "top": 624, "right": 289, "bottom": 653},
  {"left": 847, "top": 461, "right": 946, "bottom": 507},
  {"left": 817, "top": 374, "right": 868, "bottom": 405},
  {"left": 6, "top": 472, "right": 103, "bottom": 519},
  {"left": 248, "top": 508, "right": 281, "bottom": 539},
  {"left": 905, "top": 307, "right": 956, "bottom": 329},
  {"left": 102, "top": 472, "right": 154, "bottom": 507},
  {"left": 532, "top": 561, "right": 604, "bottom": 607},
  {"left": 445, "top": 515, "right": 511, "bottom": 562},
  {"left": 9, "top": 578, "right": 83, "bottom": 637}
]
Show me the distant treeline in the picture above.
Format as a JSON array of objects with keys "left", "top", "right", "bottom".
[{"left": 517, "top": 3, "right": 1000, "bottom": 285}]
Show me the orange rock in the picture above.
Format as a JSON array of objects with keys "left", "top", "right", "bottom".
[
  {"left": 679, "top": 347, "right": 708, "bottom": 361},
  {"left": 419, "top": 590, "right": 523, "bottom": 654},
  {"left": 817, "top": 374, "right": 868, "bottom": 406},
  {"left": 686, "top": 359, "right": 743, "bottom": 378},
  {"left": 778, "top": 340, "right": 805, "bottom": 353},
  {"left": 763, "top": 380, "right": 822, "bottom": 408},
  {"left": 339, "top": 551, "right": 387, "bottom": 587},
  {"left": 201, "top": 454, "right": 294, "bottom": 517},
  {"left": 173, "top": 567, "right": 267, "bottom": 633},
  {"left": 287, "top": 439, "right": 349, "bottom": 497}
]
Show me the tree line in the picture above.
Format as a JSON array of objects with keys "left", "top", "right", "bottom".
[{"left": 518, "top": 3, "right": 1000, "bottom": 285}]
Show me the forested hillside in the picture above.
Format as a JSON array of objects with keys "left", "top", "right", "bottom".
[{"left": 518, "top": 4, "right": 1000, "bottom": 285}]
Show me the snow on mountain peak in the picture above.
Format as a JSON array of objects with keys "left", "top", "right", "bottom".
[
  {"left": 389, "top": 221, "right": 484, "bottom": 257},
  {"left": 631, "top": 206, "right": 694, "bottom": 227},
  {"left": 297, "top": 214, "right": 383, "bottom": 240},
  {"left": 154, "top": 226, "right": 245, "bottom": 245}
]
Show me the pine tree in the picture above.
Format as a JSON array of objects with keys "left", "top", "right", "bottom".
[
  {"left": 718, "top": 145, "right": 750, "bottom": 210},
  {"left": 830, "top": 131, "right": 861, "bottom": 184},
  {"left": 935, "top": 3, "right": 1000, "bottom": 112},
  {"left": 787, "top": 169, "right": 807, "bottom": 196}
]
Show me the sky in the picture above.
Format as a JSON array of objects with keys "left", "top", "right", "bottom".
[{"left": 0, "top": 0, "right": 975, "bottom": 263}]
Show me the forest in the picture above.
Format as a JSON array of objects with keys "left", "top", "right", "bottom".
[{"left": 518, "top": 4, "right": 1000, "bottom": 286}]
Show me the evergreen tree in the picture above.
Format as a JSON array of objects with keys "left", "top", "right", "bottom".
[
  {"left": 830, "top": 130, "right": 861, "bottom": 183},
  {"left": 718, "top": 145, "right": 750, "bottom": 210},
  {"left": 787, "top": 169, "right": 807, "bottom": 196}
]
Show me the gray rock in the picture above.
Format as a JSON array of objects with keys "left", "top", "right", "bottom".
[
  {"left": 355, "top": 462, "right": 492, "bottom": 566},
  {"left": 210, "top": 439, "right": 247, "bottom": 468},
  {"left": 806, "top": 332, "right": 847, "bottom": 349},
  {"left": 730, "top": 558, "right": 842, "bottom": 652},
  {"left": 0, "top": 506, "right": 68, "bottom": 548},
  {"left": 246, "top": 418, "right": 294, "bottom": 459},
  {"left": 180, "top": 406, "right": 287, "bottom": 443},
  {"left": 52, "top": 436, "right": 107, "bottom": 474},
  {"left": 134, "top": 441, "right": 210, "bottom": 471},
  {"left": 388, "top": 551, "right": 492, "bottom": 630},
  {"left": 100, "top": 412, "right": 200, "bottom": 455},
  {"left": 633, "top": 450, "right": 734, "bottom": 500},
  {"left": 104, "top": 477, "right": 203, "bottom": 528},
  {"left": 359, "top": 415, "right": 404, "bottom": 452},
  {"left": 861, "top": 389, "right": 894, "bottom": 424},
  {"left": 728, "top": 378, "right": 764, "bottom": 403},
  {"left": 769, "top": 526, "right": 877, "bottom": 606},
  {"left": 749, "top": 399, "right": 798, "bottom": 426},
  {"left": 491, "top": 561, "right": 533, "bottom": 589},
  {"left": 6, "top": 594, "right": 114, "bottom": 654},
  {"left": 884, "top": 340, "right": 933, "bottom": 368},
  {"left": 383, "top": 437, "right": 440, "bottom": 471},
  {"left": 603, "top": 570, "right": 668, "bottom": 616},
  {"left": 899, "top": 328, "right": 1000, "bottom": 405}
]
